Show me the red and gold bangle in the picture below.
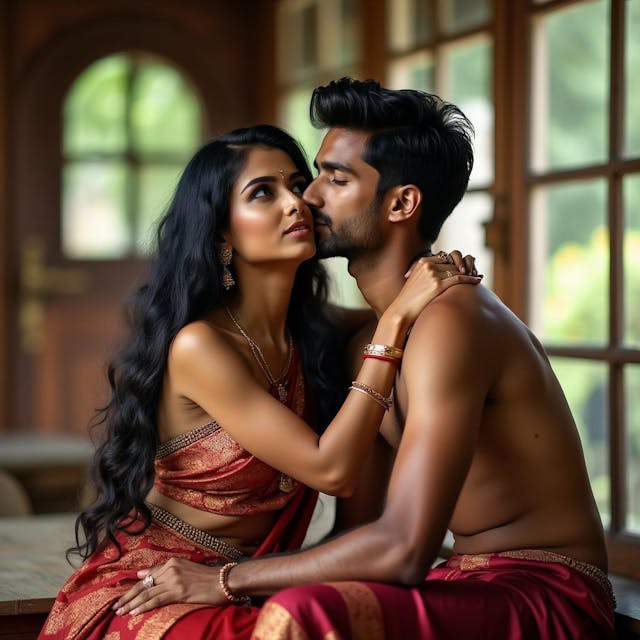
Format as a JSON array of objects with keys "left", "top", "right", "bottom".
[
  {"left": 363, "top": 343, "right": 404, "bottom": 359},
  {"left": 349, "top": 380, "right": 393, "bottom": 411},
  {"left": 363, "top": 354, "right": 401, "bottom": 366},
  {"left": 219, "top": 562, "right": 251, "bottom": 606}
]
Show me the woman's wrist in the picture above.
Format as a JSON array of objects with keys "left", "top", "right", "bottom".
[
  {"left": 373, "top": 308, "right": 411, "bottom": 348},
  {"left": 219, "top": 562, "right": 251, "bottom": 606}
]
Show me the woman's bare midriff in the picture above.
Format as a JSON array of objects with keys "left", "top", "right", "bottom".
[{"left": 146, "top": 487, "right": 277, "bottom": 555}]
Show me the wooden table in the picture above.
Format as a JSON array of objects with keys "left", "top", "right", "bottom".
[
  {"left": 0, "top": 434, "right": 93, "bottom": 514},
  {"left": 0, "top": 513, "right": 77, "bottom": 639}
]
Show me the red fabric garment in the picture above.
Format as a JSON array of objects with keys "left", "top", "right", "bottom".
[
  {"left": 154, "top": 347, "right": 308, "bottom": 516},
  {"left": 39, "top": 345, "right": 318, "bottom": 640},
  {"left": 251, "top": 551, "right": 616, "bottom": 640},
  {"left": 39, "top": 486, "right": 316, "bottom": 640}
]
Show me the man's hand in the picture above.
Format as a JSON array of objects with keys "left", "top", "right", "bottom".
[{"left": 113, "top": 558, "right": 226, "bottom": 616}]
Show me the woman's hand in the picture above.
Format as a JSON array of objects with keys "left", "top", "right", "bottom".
[
  {"left": 113, "top": 558, "right": 228, "bottom": 616},
  {"left": 443, "top": 249, "right": 478, "bottom": 276},
  {"left": 386, "top": 253, "right": 482, "bottom": 328}
]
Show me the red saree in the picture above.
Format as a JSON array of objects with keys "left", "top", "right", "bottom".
[
  {"left": 40, "top": 347, "right": 318, "bottom": 640},
  {"left": 251, "top": 550, "right": 616, "bottom": 640}
]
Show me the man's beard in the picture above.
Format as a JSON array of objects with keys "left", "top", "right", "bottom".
[{"left": 313, "top": 199, "right": 384, "bottom": 260}]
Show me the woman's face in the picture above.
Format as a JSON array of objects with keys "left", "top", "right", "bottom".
[{"left": 226, "top": 146, "right": 316, "bottom": 268}]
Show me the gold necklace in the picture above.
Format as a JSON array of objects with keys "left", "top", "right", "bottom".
[{"left": 225, "top": 306, "right": 293, "bottom": 403}]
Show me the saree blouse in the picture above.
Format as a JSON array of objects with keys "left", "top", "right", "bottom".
[{"left": 153, "top": 345, "right": 310, "bottom": 516}]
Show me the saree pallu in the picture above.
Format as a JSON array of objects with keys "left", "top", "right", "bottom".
[
  {"left": 39, "top": 485, "right": 317, "bottom": 640},
  {"left": 251, "top": 550, "right": 616, "bottom": 640}
]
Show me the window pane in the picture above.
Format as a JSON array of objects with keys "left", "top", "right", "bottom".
[
  {"left": 300, "top": 3, "right": 319, "bottom": 69},
  {"left": 62, "top": 162, "right": 129, "bottom": 259},
  {"left": 529, "top": 179, "right": 608, "bottom": 345},
  {"left": 530, "top": 0, "right": 610, "bottom": 172},
  {"left": 388, "top": 0, "right": 433, "bottom": 51},
  {"left": 624, "top": 174, "right": 640, "bottom": 346},
  {"left": 550, "top": 357, "right": 610, "bottom": 527},
  {"left": 135, "top": 165, "right": 182, "bottom": 255},
  {"left": 626, "top": 365, "right": 640, "bottom": 534},
  {"left": 333, "top": 0, "right": 359, "bottom": 66},
  {"left": 63, "top": 55, "right": 128, "bottom": 155},
  {"left": 625, "top": 0, "right": 640, "bottom": 157},
  {"left": 439, "top": 0, "right": 491, "bottom": 35},
  {"left": 278, "top": 87, "right": 321, "bottom": 164},
  {"left": 131, "top": 60, "right": 202, "bottom": 155},
  {"left": 388, "top": 52, "right": 434, "bottom": 91},
  {"left": 433, "top": 191, "right": 493, "bottom": 288},
  {"left": 441, "top": 37, "right": 493, "bottom": 186}
]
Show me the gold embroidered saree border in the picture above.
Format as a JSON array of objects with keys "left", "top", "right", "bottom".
[
  {"left": 454, "top": 549, "right": 615, "bottom": 606},
  {"left": 155, "top": 421, "right": 221, "bottom": 459},
  {"left": 147, "top": 503, "right": 245, "bottom": 562}
]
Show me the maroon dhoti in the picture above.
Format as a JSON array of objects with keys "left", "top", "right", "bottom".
[{"left": 251, "top": 550, "right": 615, "bottom": 640}]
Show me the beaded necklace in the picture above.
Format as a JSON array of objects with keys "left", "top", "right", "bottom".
[{"left": 225, "top": 306, "right": 293, "bottom": 403}]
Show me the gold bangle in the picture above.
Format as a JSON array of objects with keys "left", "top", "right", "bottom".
[
  {"left": 219, "top": 562, "right": 251, "bottom": 606},
  {"left": 363, "top": 343, "right": 404, "bottom": 359},
  {"left": 349, "top": 380, "right": 393, "bottom": 411}
]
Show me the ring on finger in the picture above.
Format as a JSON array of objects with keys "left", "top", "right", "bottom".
[
  {"left": 446, "top": 270, "right": 453, "bottom": 278},
  {"left": 142, "top": 574, "right": 155, "bottom": 588},
  {"left": 437, "top": 251, "right": 449, "bottom": 263}
]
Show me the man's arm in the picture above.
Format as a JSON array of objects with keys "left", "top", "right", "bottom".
[{"left": 228, "top": 300, "right": 493, "bottom": 596}]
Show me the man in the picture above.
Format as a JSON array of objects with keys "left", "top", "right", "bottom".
[
  {"left": 118, "top": 78, "right": 615, "bottom": 639},
  {"left": 236, "top": 78, "right": 614, "bottom": 639}
]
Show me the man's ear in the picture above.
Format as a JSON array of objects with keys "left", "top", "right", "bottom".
[{"left": 386, "top": 184, "right": 422, "bottom": 223}]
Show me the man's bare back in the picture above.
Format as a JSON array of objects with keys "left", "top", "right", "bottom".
[{"left": 377, "top": 284, "right": 607, "bottom": 571}]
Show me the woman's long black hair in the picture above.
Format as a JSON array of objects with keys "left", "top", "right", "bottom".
[{"left": 70, "top": 125, "right": 346, "bottom": 560}]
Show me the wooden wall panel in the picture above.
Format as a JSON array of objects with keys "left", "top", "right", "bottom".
[
  {"left": 0, "top": 0, "right": 270, "bottom": 434},
  {"left": 0, "top": 0, "right": 10, "bottom": 432}
]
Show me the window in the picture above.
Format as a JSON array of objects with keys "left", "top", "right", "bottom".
[
  {"left": 387, "top": 0, "right": 495, "bottom": 287},
  {"left": 275, "top": 0, "right": 640, "bottom": 576},
  {"left": 526, "top": 0, "right": 640, "bottom": 572},
  {"left": 276, "top": 0, "right": 364, "bottom": 307},
  {"left": 62, "top": 53, "right": 203, "bottom": 259}
]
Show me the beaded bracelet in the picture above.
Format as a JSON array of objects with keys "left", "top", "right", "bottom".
[
  {"left": 219, "top": 562, "right": 251, "bottom": 606},
  {"left": 363, "top": 343, "right": 404, "bottom": 359},
  {"left": 363, "top": 354, "right": 401, "bottom": 366},
  {"left": 349, "top": 380, "right": 393, "bottom": 411}
]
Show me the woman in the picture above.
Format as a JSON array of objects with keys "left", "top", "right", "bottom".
[{"left": 39, "top": 125, "right": 479, "bottom": 640}]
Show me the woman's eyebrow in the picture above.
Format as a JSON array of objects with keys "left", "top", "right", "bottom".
[{"left": 241, "top": 171, "right": 305, "bottom": 194}]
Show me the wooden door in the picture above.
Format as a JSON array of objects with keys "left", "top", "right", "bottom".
[
  {"left": 4, "top": 4, "right": 263, "bottom": 437},
  {"left": 14, "top": 106, "right": 147, "bottom": 435},
  {"left": 12, "top": 53, "right": 171, "bottom": 436}
]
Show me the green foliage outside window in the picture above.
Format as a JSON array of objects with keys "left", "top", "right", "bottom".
[{"left": 62, "top": 53, "right": 203, "bottom": 259}]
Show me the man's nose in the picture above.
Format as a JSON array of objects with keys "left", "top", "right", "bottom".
[{"left": 303, "top": 179, "right": 322, "bottom": 207}]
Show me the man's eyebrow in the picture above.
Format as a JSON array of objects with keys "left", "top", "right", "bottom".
[
  {"left": 240, "top": 171, "right": 305, "bottom": 194},
  {"left": 314, "top": 160, "right": 357, "bottom": 175}
]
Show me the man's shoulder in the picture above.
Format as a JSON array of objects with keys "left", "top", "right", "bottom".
[
  {"left": 412, "top": 284, "right": 502, "bottom": 334},
  {"left": 405, "top": 285, "right": 520, "bottom": 370}
]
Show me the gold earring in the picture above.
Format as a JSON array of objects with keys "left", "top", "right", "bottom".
[{"left": 218, "top": 246, "right": 235, "bottom": 290}]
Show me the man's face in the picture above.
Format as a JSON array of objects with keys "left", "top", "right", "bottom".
[{"left": 303, "top": 128, "right": 385, "bottom": 260}]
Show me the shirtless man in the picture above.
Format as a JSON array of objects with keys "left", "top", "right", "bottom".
[{"left": 117, "top": 79, "right": 615, "bottom": 639}]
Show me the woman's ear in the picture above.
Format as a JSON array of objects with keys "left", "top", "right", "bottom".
[{"left": 387, "top": 184, "right": 422, "bottom": 223}]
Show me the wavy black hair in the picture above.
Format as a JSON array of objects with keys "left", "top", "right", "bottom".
[
  {"left": 70, "top": 124, "right": 346, "bottom": 560},
  {"left": 310, "top": 77, "right": 474, "bottom": 244}
]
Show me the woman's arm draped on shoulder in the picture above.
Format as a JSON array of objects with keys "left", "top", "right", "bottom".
[
  {"left": 171, "top": 261, "right": 479, "bottom": 497},
  {"left": 221, "top": 301, "right": 491, "bottom": 595}
]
